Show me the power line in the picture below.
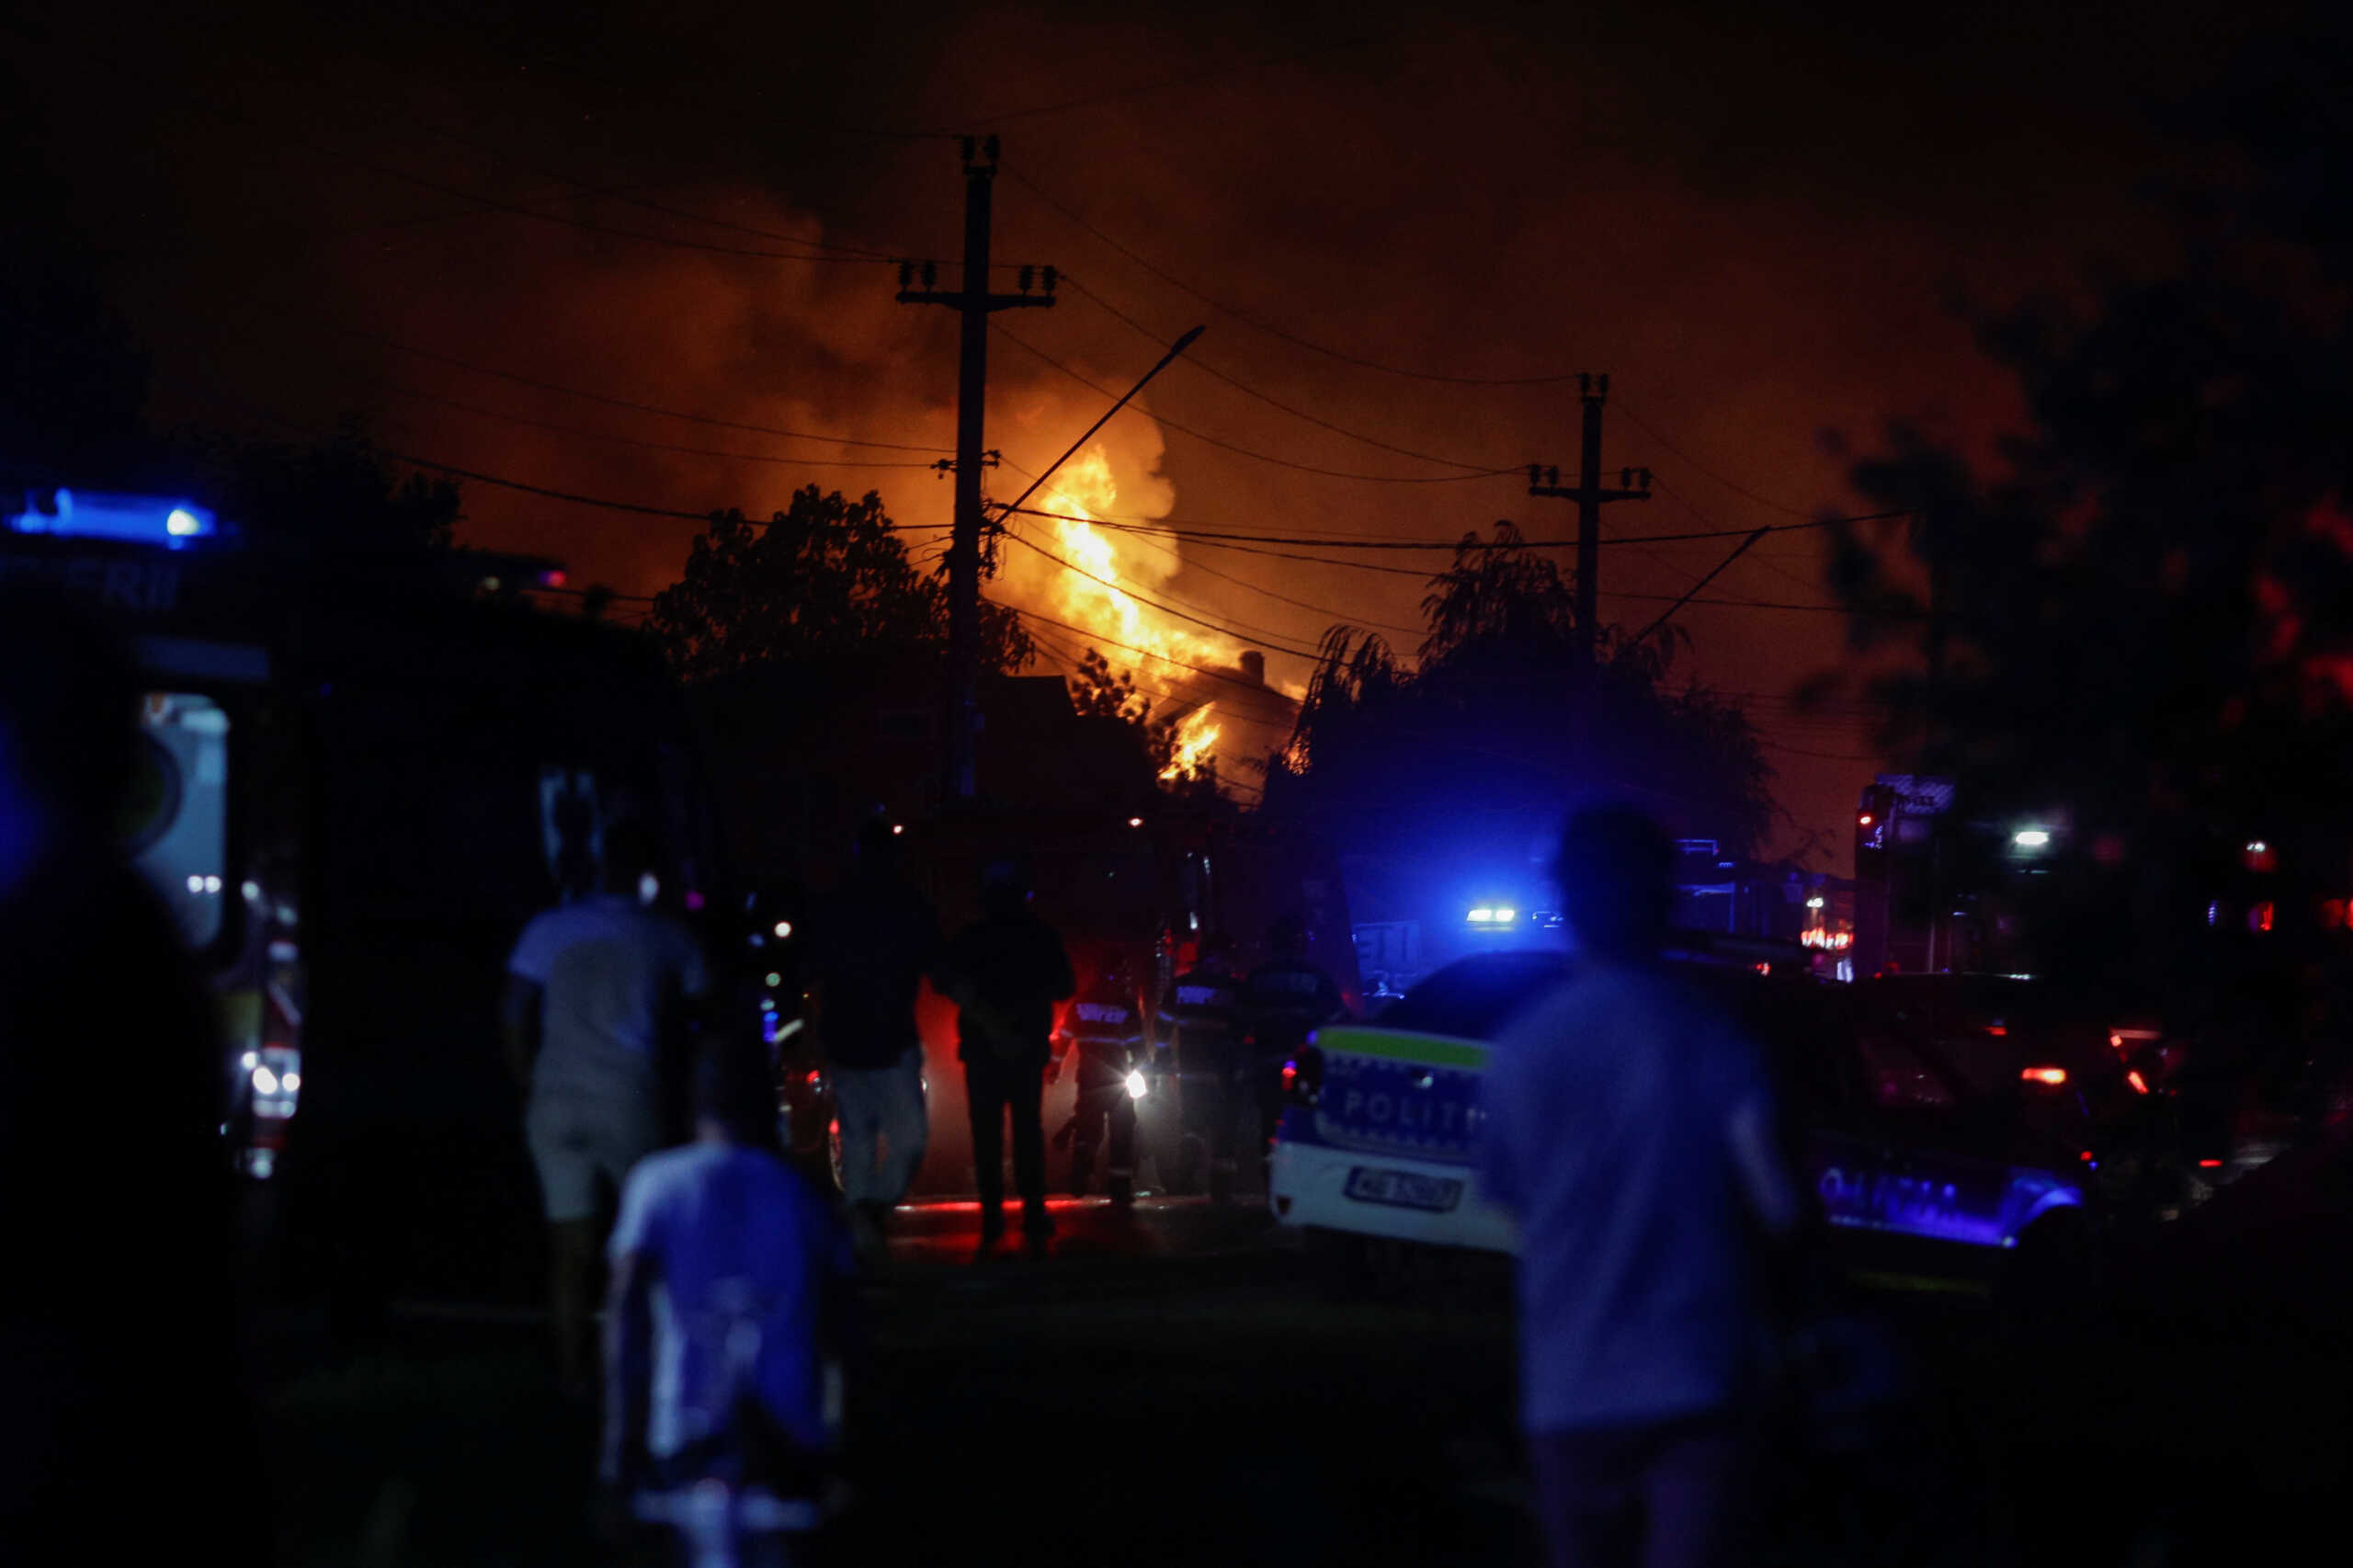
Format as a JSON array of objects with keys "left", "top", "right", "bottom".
[
  {"left": 1000, "top": 525, "right": 1330, "bottom": 658},
  {"left": 1001, "top": 163, "right": 1582, "bottom": 388},
  {"left": 210, "top": 99, "right": 916, "bottom": 267},
  {"left": 354, "top": 329, "right": 957, "bottom": 452},
  {"left": 374, "top": 378, "right": 949, "bottom": 470},
  {"left": 1059, "top": 278, "right": 1509, "bottom": 472},
  {"left": 993, "top": 325, "right": 1521, "bottom": 483},
  {"left": 1008, "top": 504, "right": 1903, "bottom": 550},
  {"left": 1612, "top": 399, "right": 1817, "bottom": 519},
  {"left": 996, "top": 604, "right": 1304, "bottom": 700},
  {"left": 1025, "top": 625, "right": 1301, "bottom": 739},
  {"left": 400, "top": 118, "right": 908, "bottom": 260},
  {"left": 1040, "top": 508, "right": 1429, "bottom": 641},
  {"left": 1647, "top": 477, "right": 1828, "bottom": 598}
]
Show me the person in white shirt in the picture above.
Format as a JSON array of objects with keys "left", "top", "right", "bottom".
[
  {"left": 504, "top": 820, "right": 710, "bottom": 1392},
  {"left": 603, "top": 1035, "right": 855, "bottom": 1506},
  {"left": 1480, "top": 803, "right": 1799, "bottom": 1568}
]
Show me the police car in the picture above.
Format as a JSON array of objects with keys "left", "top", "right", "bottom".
[{"left": 1270, "top": 940, "right": 2121, "bottom": 1292}]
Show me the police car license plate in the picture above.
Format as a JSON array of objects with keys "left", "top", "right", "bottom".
[{"left": 1346, "top": 1166, "right": 1463, "bottom": 1211}]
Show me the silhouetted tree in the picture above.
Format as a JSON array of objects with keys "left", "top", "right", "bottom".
[
  {"left": 649, "top": 486, "right": 1031, "bottom": 682},
  {"left": 185, "top": 425, "right": 462, "bottom": 556},
  {"left": 1815, "top": 28, "right": 2353, "bottom": 991},
  {"left": 1271, "top": 523, "right": 1773, "bottom": 858}
]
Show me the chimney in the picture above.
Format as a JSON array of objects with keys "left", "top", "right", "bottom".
[{"left": 1239, "top": 650, "right": 1265, "bottom": 687}]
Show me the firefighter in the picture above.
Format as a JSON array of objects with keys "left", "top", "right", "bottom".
[
  {"left": 1057, "top": 950, "right": 1150, "bottom": 1207},
  {"left": 1158, "top": 933, "right": 1245, "bottom": 1204},
  {"left": 1236, "top": 915, "right": 1347, "bottom": 1175}
]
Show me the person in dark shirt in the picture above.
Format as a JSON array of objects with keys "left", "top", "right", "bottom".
[
  {"left": 811, "top": 819, "right": 944, "bottom": 1256},
  {"left": 0, "top": 583, "right": 248, "bottom": 1551},
  {"left": 1235, "top": 915, "right": 1347, "bottom": 1173},
  {"left": 936, "top": 859, "right": 1075, "bottom": 1255},
  {"left": 1159, "top": 934, "right": 1244, "bottom": 1203}
]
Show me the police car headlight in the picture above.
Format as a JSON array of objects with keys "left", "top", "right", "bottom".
[{"left": 1125, "top": 1069, "right": 1148, "bottom": 1099}]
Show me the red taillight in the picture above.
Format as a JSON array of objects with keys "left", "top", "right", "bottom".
[
  {"left": 1985, "top": 1024, "right": 2008, "bottom": 1037},
  {"left": 1280, "top": 1060, "right": 1299, "bottom": 1096},
  {"left": 2021, "top": 1066, "right": 2069, "bottom": 1087},
  {"left": 2198, "top": 1158, "right": 2223, "bottom": 1168},
  {"left": 2079, "top": 1150, "right": 2095, "bottom": 1162},
  {"left": 2127, "top": 1069, "right": 2150, "bottom": 1096}
]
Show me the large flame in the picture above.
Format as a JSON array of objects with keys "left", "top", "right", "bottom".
[{"left": 1030, "top": 448, "right": 1226, "bottom": 783}]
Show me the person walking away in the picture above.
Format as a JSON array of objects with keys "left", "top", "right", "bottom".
[
  {"left": 505, "top": 820, "right": 711, "bottom": 1393},
  {"left": 1235, "top": 915, "right": 1346, "bottom": 1177},
  {"left": 0, "top": 584, "right": 253, "bottom": 1553},
  {"left": 1159, "top": 934, "right": 1244, "bottom": 1202},
  {"left": 1060, "top": 950, "right": 1149, "bottom": 1206},
  {"left": 937, "top": 860, "right": 1075, "bottom": 1255},
  {"left": 1478, "top": 803, "right": 1799, "bottom": 1568},
  {"left": 603, "top": 1035, "right": 857, "bottom": 1563},
  {"left": 811, "top": 819, "right": 943, "bottom": 1256}
]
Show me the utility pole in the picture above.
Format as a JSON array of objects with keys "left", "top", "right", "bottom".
[
  {"left": 1527, "top": 373, "right": 1651, "bottom": 664},
  {"left": 896, "top": 134, "right": 1057, "bottom": 804}
]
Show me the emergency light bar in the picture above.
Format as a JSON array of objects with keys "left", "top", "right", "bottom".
[{"left": 5, "top": 488, "right": 218, "bottom": 546}]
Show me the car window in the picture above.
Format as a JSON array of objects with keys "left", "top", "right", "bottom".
[
  {"left": 1859, "top": 1034, "right": 1959, "bottom": 1108},
  {"left": 129, "top": 691, "right": 231, "bottom": 950},
  {"left": 1379, "top": 950, "right": 1572, "bottom": 1040}
]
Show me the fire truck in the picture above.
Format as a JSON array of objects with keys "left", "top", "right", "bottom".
[{"left": 2, "top": 484, "right": 733, "bottom": 1318}]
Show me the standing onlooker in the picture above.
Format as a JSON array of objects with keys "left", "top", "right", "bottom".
[
  {"left": 1478, "top": 803, "right": 1799, "bottom": 1568},
  {"left": 504, "top": 820, "right": 710, "bottom": 1393},
  {"left": 811, "top": 818, "right": 943, "bottom": 1256},
  {"left": 602, "top": 1034, "right": 855, "bottom": 1539},
  {"left": 937, "top": 859, "right": 1074, "bottom": 1255}
]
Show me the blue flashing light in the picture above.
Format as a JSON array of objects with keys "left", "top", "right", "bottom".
[{"left": 6, "top": 489, "right": 218, "bottom": 547}]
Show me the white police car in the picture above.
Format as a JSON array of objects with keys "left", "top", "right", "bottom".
[{"left": 1270, "top": 944, "right": 2109, "bottom": 1290}]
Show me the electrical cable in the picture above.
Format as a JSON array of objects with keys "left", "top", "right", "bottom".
[
  {"left": 1001, "top": 162, "right": 1582, "bottom": 387},
  {"left": 998, "top": 525, "right": 1331, "bottom": 658},
  {"left": 1058, "top": 278, "right": 1511, "bottom": 472},
  {"left": 993, "top": 325, "right": 1522, "bottom": 483},
  {"left": 373, "top": 377, "right": 950, "bottom": 470},
  {"left": 354, "top": 329, "right": 956, "bottom": 451}
]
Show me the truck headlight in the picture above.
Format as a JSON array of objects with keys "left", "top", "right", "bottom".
[{"left": 1125, "top": 1069, "right": 1148, "bottom": 1099}]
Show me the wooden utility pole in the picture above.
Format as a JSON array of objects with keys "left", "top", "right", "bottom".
[
  {"left": 1527, "top": 373, "right": 1651, "bottom": 663},
  {"left": 896, "top": 134, "right": 1057, "bottom": 803}
]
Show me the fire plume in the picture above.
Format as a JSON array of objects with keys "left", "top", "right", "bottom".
[{"left": 1019, "top": 445, "right": 1232, "bottom": 784}]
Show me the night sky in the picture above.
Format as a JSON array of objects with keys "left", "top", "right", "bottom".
[{"left": 9, "top": 0, "right": 2323, "bottom": 868}]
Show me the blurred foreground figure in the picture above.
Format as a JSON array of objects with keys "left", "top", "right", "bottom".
[
  {"left": 0, "top": 584, "right": 248, "bottom": 1546},
  {"left": 604, "top": 1036, "right": 855, "bottom": 1566},
  {"left": 812, "top": 818, "right": 941, "bottom": 1257},
  {"left": 505, "top": 819, "right": 710, "bottom": 1392},
  {"left": 938, "top": 859, "right": 1074, "bottom": 1255},
  {"left": 1479, "top": 803, "right": 1798, "bottom": 1568}
]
